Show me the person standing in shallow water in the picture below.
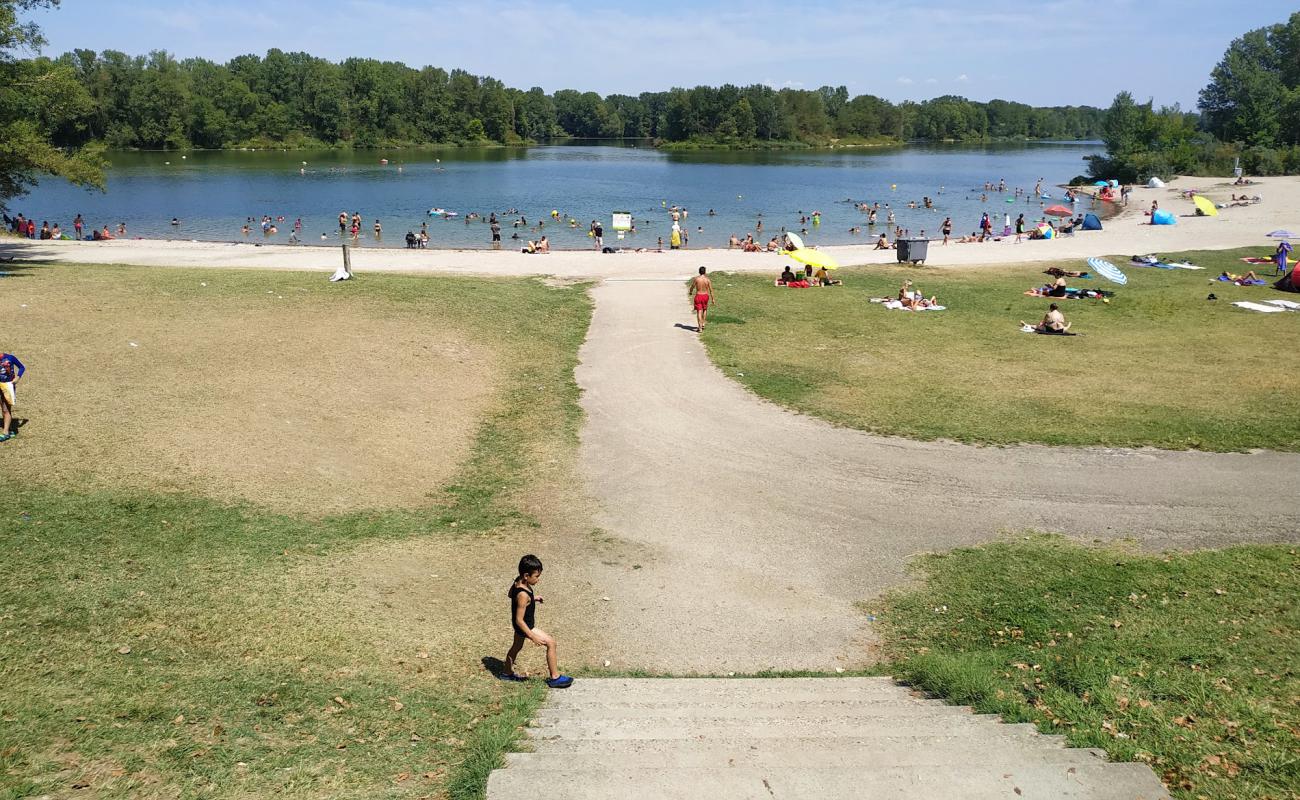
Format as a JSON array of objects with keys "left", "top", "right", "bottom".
[{"left": 689, "top": 266, "right": 714, "bottom": 333}]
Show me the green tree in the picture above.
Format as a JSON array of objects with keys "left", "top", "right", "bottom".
[
  {"left": 0, "top": 0, "right": 103, "bottom": 207},
  {"left": 1200, "top": 26, "right": 1286, "bottom": 146}
]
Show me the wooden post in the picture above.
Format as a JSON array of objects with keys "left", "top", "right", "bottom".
[{"left": 342, "top": 243, "right": 352, "bottom": 278}]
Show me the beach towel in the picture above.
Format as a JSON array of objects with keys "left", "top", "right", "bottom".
[
  {"left": 1266, "top": 299, "right": 1300, "bottom": 310},
  {"left": 1160, "top": 261, "right": 1203, "bottom": 270},
  {"left": 1020, "top": 324, "right": 1077, "bottom": 335},
  {"left": 1231, "top": 301, "right": 1284, "bottom": 313},
  {"left": 1216, "top": 276, "right": 1267, "bottom": 285},
  {"left": 1240, "top": 257, "right": 1273, "bottom": 264},
  {"left": 883, "top": 300, "right": 946, "bottom": 311},
  {"left": 1025, "top": 288, "right": 1112, "bottom": 299}
]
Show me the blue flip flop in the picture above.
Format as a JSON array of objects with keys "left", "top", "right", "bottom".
[{"left": 546, "top": 675, "right": 574, "bottom": 689}]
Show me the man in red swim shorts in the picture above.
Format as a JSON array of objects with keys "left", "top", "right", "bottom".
[{"left": 689, "top": 266, "right": 715, "bottom": 332}]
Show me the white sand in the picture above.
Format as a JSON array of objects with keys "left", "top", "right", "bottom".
[{"left": 7, "top": 176, "right": 1296, "bottom": 278}]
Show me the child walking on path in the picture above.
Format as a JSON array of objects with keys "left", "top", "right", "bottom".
[{"left": 502, "top": 554, "right": 573, "bottom": 688}]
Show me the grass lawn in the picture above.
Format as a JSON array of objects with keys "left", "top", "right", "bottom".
[
  {"left": 876, "top": 536, "right": 1300, "bottom": 800},
  {"left": 0, "top": 264, "right": 592, "bottom": 799},
  {"left": 702, "top": 247, "right": 1300, "bottom": 451}
]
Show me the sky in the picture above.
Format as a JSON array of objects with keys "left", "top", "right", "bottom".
[{"left": 24, "top": 0, "right": 1299, "bottom": 109}]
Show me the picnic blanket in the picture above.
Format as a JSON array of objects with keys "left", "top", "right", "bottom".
[
  {"left": 1216, "top": 276, "right": 1267, "bottom": 285},
  {"left": 1232, "top": 301, "right": 1285, "bottom": 313}
]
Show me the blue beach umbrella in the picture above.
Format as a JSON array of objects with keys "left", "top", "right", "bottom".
[
  {"left": 1093, "top": 180, "right": 1109, "bottom": 187},
  {"left": 1086, "top": 257, "right": 1128, "bottom": 286}
]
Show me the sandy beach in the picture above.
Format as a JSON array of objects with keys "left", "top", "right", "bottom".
[{"left": 4, "top": 176, "right": 1296, "bottom": 278}]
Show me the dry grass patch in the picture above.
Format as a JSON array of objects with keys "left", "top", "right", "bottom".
[
  {"left": 1, "top": 264, "right": 595, "bottom": 800},
  {"left": 4, "top": 266, "right": 497, "bottom": 513}
]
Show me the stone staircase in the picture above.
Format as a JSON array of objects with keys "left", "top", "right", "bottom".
[{"left": 486, "top": 678, "right": 1170, "bottom": 799}]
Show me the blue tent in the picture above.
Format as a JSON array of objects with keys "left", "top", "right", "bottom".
[
  {"left": 1151, "top": 210, "right": 1177, "bottom": 225},
  {"left": 1082, "top": 213, "right": 1103, "bottom": 231}
]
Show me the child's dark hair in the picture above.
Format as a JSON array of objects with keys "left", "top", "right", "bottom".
[{"left": 518, "top": 554, "right": 543, "bottom": 577}]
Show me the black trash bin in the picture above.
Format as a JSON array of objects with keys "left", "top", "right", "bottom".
[{"left": 897, "top": 238, "right": 929, "bottom": 265}]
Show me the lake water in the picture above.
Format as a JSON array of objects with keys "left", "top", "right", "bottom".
[{"left": 19, "top": 142, "right": 1102, "bottom": 250}]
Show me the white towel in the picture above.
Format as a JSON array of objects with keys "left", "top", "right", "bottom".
[
  {"left": 1232, "top": 301, "right": 1284, "bottom": 313},
  {"left": 884, "top": 300, "right": 946, "bottom": 311},
  {"left": 1266, "top": 299, "right": 1300, "bottom": 310}
]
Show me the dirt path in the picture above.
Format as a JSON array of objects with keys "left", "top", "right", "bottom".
[{"left": 576, "top": 280, "right": 1300, "bottom": 674}]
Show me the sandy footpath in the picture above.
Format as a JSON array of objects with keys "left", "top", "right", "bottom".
[{"left": 4, "top": 177, "right": 1296, "bottom": 279}]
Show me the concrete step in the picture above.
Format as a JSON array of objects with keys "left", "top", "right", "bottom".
[
  {"left": 543, "top": 696, "right": 952, "bottom": 713},
  {"left": 487, "top": 764, "right": 1171, "bottom": 799},
  {"left": 507, "top": 743, "right": 1109, "bottom": 770},
  {"left": 528, "top": 713, "right": 1021, "bottom": 741},
  {"left": 534, "top": 700, "right": 973, "bottom": 722},
  {"left": 525, "top": 734, "right": 1097, "bottom": 759},
  {"left": 547, "top": 677, "right": 908, "bottom": 701}
]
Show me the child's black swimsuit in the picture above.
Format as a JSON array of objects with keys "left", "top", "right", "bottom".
[{"left": 508, "top": 584, "right": 535, "bottom": 636}]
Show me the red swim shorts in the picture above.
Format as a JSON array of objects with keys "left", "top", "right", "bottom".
[{"left": 693, "top": 292, "right": 710, "bottom": 310}]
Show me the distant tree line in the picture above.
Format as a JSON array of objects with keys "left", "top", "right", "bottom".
[
  {"left": 28, "top": 48, "right": 1105, "bottom": 151},
  {"left": 1090, "top": 10, "right": 1300, "bottom": 181}
]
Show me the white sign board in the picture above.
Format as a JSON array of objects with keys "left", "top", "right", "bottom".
[{"left": 612, "top": 211, "right": 632, "bottom": 232}]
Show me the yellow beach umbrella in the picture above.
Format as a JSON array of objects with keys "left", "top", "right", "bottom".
[
  {"left": 787, "top": 248, "right": 839, "bottom": 270},
  {"left": 1193, "top": 195, "right": 1219, "bottom": 216}
]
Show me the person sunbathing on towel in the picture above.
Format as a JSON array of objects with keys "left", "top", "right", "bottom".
[
  {"left": 1043, "top": 267, "right": 1086, "bottom": 278},
  {"left": 1047, "top": 275, "right": 1069, "bottom": 297},
  {"left": 899, "top": 280, "right": 937, "bottom": 309},
  {"left": 1023, "top": 303, "right": 1071, "bottom": 334},
  {"left": 1220, "top": 270, "right": 1259, "bottom": 282}
]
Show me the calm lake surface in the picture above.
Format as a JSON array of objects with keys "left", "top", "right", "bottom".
[{"left": 21, "top": 142, "right": 1102, "bottom": 249}]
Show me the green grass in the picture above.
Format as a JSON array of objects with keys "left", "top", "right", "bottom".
[
  {"left": 0, "top": 265, "right": 592, "bottom": 799},
  {"left": 877, "top": 536, "right": 1300, "bottom": 800},
  {"left": 703, "top": 247, "right": 1300, "bottom": 451}
]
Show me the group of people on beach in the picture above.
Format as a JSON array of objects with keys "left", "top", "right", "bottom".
[{"left": 5, "top": 212, "right": 118, "bottom": 241}]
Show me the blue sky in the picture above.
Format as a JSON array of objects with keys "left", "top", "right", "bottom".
[{"left": 25, "top": 0, "right": 1298, "bottom": 108}]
